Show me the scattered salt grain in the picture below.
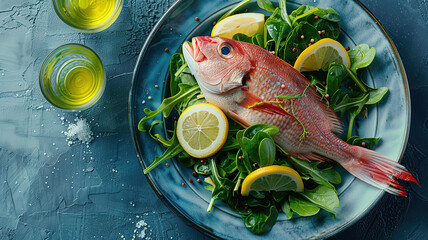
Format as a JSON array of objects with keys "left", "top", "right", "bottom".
[
  {"left": 133, "top": 220, "right": 149, "bottom": 239},
  {"left": 64, "top": 118, "right": 93, "bottom": 146}
]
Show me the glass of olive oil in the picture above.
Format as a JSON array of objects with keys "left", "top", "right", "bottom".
[
  {"left": 52, "top": 0, "right": 123, "bottom": 33},
  {"left": 39, "top": 44, "right": 105, "bottom": 110}
]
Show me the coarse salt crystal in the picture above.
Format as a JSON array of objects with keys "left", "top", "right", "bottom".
[{"left": 64, "top": 118, "right": 93, "bottom": 145}]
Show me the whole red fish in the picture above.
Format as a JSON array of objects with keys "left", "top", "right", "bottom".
[{"left": 183, "top": 36, "right": 418, "bottom": 196}]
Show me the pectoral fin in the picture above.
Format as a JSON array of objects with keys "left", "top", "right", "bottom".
[{"left": 237, "top": 89, "right": 290, "bottom": 116}]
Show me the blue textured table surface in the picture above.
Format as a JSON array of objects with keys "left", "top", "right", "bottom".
[{"left": 0, "top": 0, "right": 427, "bottom": 239}]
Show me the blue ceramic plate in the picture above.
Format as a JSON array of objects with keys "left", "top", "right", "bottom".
[{"left": 129, "top": 0, "right": 410, "bottom": 239}]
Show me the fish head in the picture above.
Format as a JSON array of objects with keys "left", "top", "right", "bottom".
[{"left": 183, "top": 36, "right": 252, "bottom": 94}]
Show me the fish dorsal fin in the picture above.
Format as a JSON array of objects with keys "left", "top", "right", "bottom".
[
  {"left": 291, "top": 152, "right": 331, "bottom": 162},
  {"left": 306, "top": 86, "right": 344, "bottom": 134}
]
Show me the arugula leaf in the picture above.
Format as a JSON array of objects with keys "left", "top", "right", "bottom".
[
  {"left": 194, "top": 160, "right": 211, "bottom": 175},
  {"left": 143, "top": 127, "right": 183, "bottom": 174},
  {"left": 297, "top": 185, "right": 339, "bottom": 214},
  {"left": 348, "top": 44, "right": 376, "bottom": 74},
  {"left": 220, "top": 152, "right": 238, "bottom": 174},
  {"left": 289, "top": 195, "right": 320, "bottom": 216},
  {"left": 236, "top": 149, "right": 253, "bottom": 175},
  {"left": 218, "top": 0, "right": 251, "bottom": 22},
  {"left": 333, "top": 93, "right": 369, "bottom": 116},
  {"left": 138, "top": 83, "right": 200, "bottom": 132},
  {"left": 256, "top": 0, "right": 276, "bottom": 12},
  {"left": 242, "top": 205, "right": 278, "bottom": 235},
  {"left": 169, "top": 53, "right": 184, "bottom": 96},
  {"left": 288, "top": 156, "right": 341, "bottom": 189},
  {"left": 366, "top": 87, "right": 389, "bottom": 105}
]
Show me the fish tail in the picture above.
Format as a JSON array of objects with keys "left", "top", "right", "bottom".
[{"left": 341, "top": 147, "right": 419, "bottom": 197}]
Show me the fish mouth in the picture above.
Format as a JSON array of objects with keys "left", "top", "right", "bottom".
[{"left": 183, "top": 37, "right": 206, "bottom": 62}]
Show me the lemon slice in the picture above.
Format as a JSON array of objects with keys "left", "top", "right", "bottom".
[
  {"left": 294, "top": 38, "right": 351, "bottom": 72},
  {"left": 211, "top": 13, "right": 265, "bottom": 39},
  {"left": 241, "top": 165, "right": 304, "bottom": 196},
  {"left": 176, "top": 103, "right": 229, "bottom": 158}
]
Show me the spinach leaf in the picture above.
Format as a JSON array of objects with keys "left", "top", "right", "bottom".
[
  {"left": 265, "top": 9, "right": 292, "bottom": 54},
  {"left": 242, "top": 206, "right": 278, "bottom": 235},
  {"left": 244, "top": 124, "right": 279, "bottom": 138},
  {"left": 138, "top": 83, "right": 200, "bottom": 132},
  {"left": 278, "top": 0, "right": 291, "bottom": 26},
  {"left": 242, "top": 196, "right": 271, "bottom": 208},
  {"left": 272, "top": 191, "right": 288, "bottom": 203},
  {"left": 308, "top": 17, "right": 340, "bottom": 40},
  {"left": 288, "top": 156, "right": 341, "bottom": 189},
  {"left": 314, "top": 8, "right": 341, "bottom": 22},
  {"left": 233, "top": 33, "right": 253, "bottom": 43},
  {"left": 366, "top": 87, "right": 389, "bottom": 105},
  {"left": 347, "top": 136, "right": 380, "bottom": 149},
  {"left": 289, "top": 5, "right": 318, "bottom": 26},
  {"left": 257, "top": 0, "right": 276, "bottom": 12},
  {"left": 259, "top": 138, "right": 276, "bottom": 167},
  {"left": 283, "top": 22, "right": 321, "bottom": 65},
  {"left": 297, "top": 185, "right": 339, "bottom": 214},
  {"left": 281, "top": 197, "right": 294, "bottom": 219},
  {"left": 348, "top": 44, "right": 376, "bottom": 74},
  {"left": 252, "top": 34, "right": 265, "bottom": 48},
  {"left": 238, "top": 124, "right": 278, "bottom": 165},
  {"left": 326, "top": 63, "right": 348, "bottom": 97},
  {"left": 289, "top": 195, "right": 320, "bottom": 216}
]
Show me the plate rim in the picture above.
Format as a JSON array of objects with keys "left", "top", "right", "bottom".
[{"left": 128, "top": 0, "right": 411, "bottom": 239}]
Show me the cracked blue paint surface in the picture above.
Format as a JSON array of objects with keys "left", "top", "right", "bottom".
[{"left": 0, "top": 0, "right": 427, "bottom": 239}]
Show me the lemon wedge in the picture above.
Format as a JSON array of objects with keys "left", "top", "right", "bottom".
[
  {"left": 211, "top": 13, "right": 265, "bottom": 39},
  {"left": 294, "top": 38, "right": 351, "bottom": 72},
  {"left": 241, "top": 165, "right": 304, "bottom": 196},
  {"left": 176, "top": 103, "right": 229, "bottom": 158}
]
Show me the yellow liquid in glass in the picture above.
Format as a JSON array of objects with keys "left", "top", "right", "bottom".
[
  {"left": 40, "top": 44, "right": 105, "bottom": 110},
  {"left": 54, "top": 0, "right": 122, "bottom": 32},
  {"left": 59, "top": 66, "right": 99, "bottom": 106},
  {"left": 68, "top": 0, "right": 116, "bottom": 27}
]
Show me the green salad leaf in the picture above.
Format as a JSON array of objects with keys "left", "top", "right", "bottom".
[
  {"left": 256, "top": 0, "right": 276, "bottom": 12},
  {"left": 242, "top": 205, "right": 278, "bottom": 235},
  {"left": 348, "top": 44, "right": 376, "bottom": 74}
]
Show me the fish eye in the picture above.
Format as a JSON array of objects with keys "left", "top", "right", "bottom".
[{"left": 218, "top": 42, "right": 234, "bottom": 58}]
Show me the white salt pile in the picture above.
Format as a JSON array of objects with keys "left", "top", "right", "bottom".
[
  {"left": 132, "top": 220, "right": 150, "bottom": 240},
  {"left": 64, "top": 118, "right": 93, "bottom": 146}
]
